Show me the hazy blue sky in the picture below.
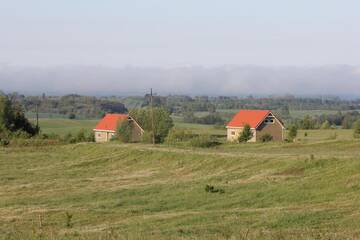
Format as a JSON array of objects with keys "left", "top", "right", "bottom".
[{"left": 1, "top": 0, "right": 360, "bottom": 67}]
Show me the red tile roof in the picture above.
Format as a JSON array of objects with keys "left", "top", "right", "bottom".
[
  {"left": 94, "top": 113, "right": 128, "bottom": 131},
  {"left": 227, "top": 110, "right": 271, "bottom": 128}
]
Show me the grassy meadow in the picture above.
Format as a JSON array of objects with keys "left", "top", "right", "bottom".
[
  {"left": 31, "top": 118, "right": 98, "bottom": 136},
  {"left": 3, "top": 112, "right": 359, "bottom": 239},
  {"left": 2, "top": 133, "right": 360, "bottom": 239}
]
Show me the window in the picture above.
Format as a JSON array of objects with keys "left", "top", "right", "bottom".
[
  {"left": 264, "top": 116, "right": 275, "bottom": 124},
  {"left": 97, "top": 133, "right": 101, "bottom": 137},
  {"left": 231, "top": 131, "right": 236, "bottom": 136}
]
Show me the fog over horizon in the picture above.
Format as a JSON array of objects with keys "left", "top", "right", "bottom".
[
  {"left": 1, "top": 64, "right": 360, "bottom": 98},
  {"left": 1, "top": 1, "right": 360, "bottom": 98}
]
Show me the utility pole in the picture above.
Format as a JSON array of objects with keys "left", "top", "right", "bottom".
[
  {"left": 35, "top": 103, "right": 39, "bottom": 131},
  {"left": 150, "top": 88, "right": 155, "bottom": 145}
]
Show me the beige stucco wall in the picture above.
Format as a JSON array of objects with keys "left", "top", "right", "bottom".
[
  {"left": 226, "top": 127, "right": 256, "bottom": 142},
  {"left": 94, "top": 131, "right": 116, "bottom": 143},
  {"left": 256, "top": 118, "right": 284, "bottom": 141}
]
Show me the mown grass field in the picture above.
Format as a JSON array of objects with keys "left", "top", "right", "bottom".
[{"left": 1, "top": 137, "right": 360, "bottom": 239}]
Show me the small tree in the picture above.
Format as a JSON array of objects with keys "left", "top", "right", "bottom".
[
  {"left": 238, "top": 124, "right": 253, "bottom": 143},
  {"left": 117, "top": 120, "right": 133, "bottom": 143},
  {"left": 68, "top": 113, "right": 76, "bottom": 119},
  {"left": 321, "top": 120, "right": 331, "bottom": 129},
  {"left": 287, "top": 125, "right": 298, "bottom": 142},
  {"left": 353, "top": 119, "right": 360, "bottom": 139}
]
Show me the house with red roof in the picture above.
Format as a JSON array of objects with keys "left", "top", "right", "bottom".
[
  {"left": 226, "top": 110, "right": 285, "bottom": 142},
  {"left": 93, "top": 113, "right": 144, "bottom": 142}
]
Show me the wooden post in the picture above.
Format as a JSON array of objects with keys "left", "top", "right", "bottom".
[{"left": 36, "top": 103, "right": 39, "bottom": 130}]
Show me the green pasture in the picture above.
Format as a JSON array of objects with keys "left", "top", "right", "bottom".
[
  {"left": 1, "top": 139, "right": 360, "bottom": 239},
  {"left": 31, "top": 118, "right": 98, "bottom": 136}
]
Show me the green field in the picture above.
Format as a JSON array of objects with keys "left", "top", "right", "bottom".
[
  {"left": 31, "top": 118, "right": 99, "bottom": 136},
  {"left": 4, "top": 116, "right": 360, "bottom": 239},
  {"left": 2, "top": 136, "right": 360, "bottom": 239}
]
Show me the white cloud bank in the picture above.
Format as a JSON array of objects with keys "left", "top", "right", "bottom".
[{"left": 0, "top": 65, "right": 360, "bottom": 97}]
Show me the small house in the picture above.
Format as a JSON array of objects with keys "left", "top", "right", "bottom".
[
  {"left": 93, "top": 113, "right": 144, "bottom": 142},
  {"left": 226, "top": 110, "right": 285, "bottom": 142}
]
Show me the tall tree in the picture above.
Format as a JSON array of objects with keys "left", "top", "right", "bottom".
[
  {"left": 0, "top": 96, "right": 38, "bottom": 136},
  {"left": 130, "top": 108, "right": 173, "bottom": 143}
]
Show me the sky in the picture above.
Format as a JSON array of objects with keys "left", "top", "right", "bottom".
[{"left": 0, "top": 0, "right": 360, "bottom": 95}]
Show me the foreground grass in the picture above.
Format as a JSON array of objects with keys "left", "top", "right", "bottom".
[{"left": 1, "top": 140, "right": 360, "bottom": 239}]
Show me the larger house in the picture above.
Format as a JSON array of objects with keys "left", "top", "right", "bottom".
[
  {"left": 226, "top": 110, "right": 285, "bottom": 142},
  {"left": 93, "top": 113, "right": 144, "bottom": 142}
]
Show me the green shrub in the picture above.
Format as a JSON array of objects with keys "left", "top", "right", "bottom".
[
  {"left": 321, "top": 120, "right": 331, "bottom": 129},
  {"left": 354, "top": 119, "right": 360, "bottom": 139},
  {"left": 63, "top": 133, "right": 76, "bottom": 144},
  {"left": 205, "top": 185, "right": 225, "bottom": 194},
  {"left": 260, "top": 134, "right": 273, "bottom": 142},
  {"left": 287, "top": 125, "right": 298, "bottom": 142},
  {"left": 189, "top": 135, "right": 220, "bottom": 148},
  {"left": 68, "top": 113, "right": 76, "bottom": 119},
  {"left": 238, "top": 124, "right": 253, "bottom": 143},
  {"left": 165, "top": 129, "right": 193, "bottom": 145},
  {"left": 0, "top": 138, "right": 9, "bottom": 146},
  {"left": 117, "top": 120, "right": 133, "bottom": 143},
  {"left": 141, "top": 131, "right": 154, "bottom": 144},
  {"left": 65, "top": 212, "right": 73, "bottom": 228}
]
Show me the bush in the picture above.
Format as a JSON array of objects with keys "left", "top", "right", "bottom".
[
  {"left": 321, "top": 120, "right": 331, "bottom": 129},
  {"left": 0, "top": 138, "right": 10, "bottom": 146},
  {"left": 65, "top": 212, "right": 73, "bottom": 228},
  {"left": 165, "top": 129, "right": 193, "bottom": 145},
  {"left": 354, "top": 119, "right": 360, "bottom": 139},
  {"left": 238, "top": 124, "right": 253, "bottom": 143},
  {"left": 68, "top": 113, "right": 76, "bottom": 119},
  {"left": 117, "top": 120, "right": 132, "bottom": 143},
  {"left": 260, "top": 134, "right": 273, "bottom": 142},
  {"left": 189, "top": 135, "right": 220, "bottom": 148},
  {"left": 205, "top": 185, "right": 225, "bottom": 194},
  {"left": 141, "top": 131, "right": 154, "bottom": 144},
  {"left": 62, "top": 129, "right": 94, "bottom": 144},
  {"left": 287, "top": 125, "right": 298, "bottom": 142},
  {"left": 63, "top": 133, "right": 76, "bottom": 144}
]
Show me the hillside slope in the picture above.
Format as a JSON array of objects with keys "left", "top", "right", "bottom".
[{"left": 1, "top": 141, "right": 360, "bottom": 239}]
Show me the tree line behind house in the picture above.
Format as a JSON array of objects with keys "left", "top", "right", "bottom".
[
  {"left": 2, "top": 93, "right": 360, "bottom": 147},
  {"left": 7, "top": 91, "right": 360, "bottom": 130},
  {"left": 3, "top": 91, "right": 360, "bottom": 147}
]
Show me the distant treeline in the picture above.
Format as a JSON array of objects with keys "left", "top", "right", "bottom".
[
  {"left": 3, "top": 91, "right": 360, "bottom": 127},
  {"left": 8, "top": 93, "right": 128, "bottom": 119},
  {"left": 290, "top": 111, "right": 360, "bottom": 130}
]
